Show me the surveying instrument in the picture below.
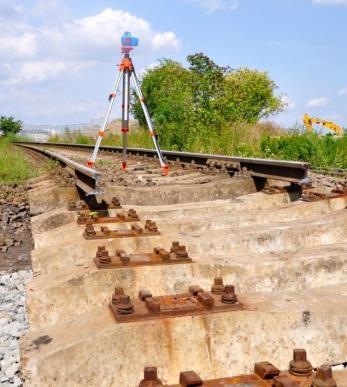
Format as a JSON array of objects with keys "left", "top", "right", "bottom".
[{"left": 87, "top": 32, "right": 168, "bottom": 175}]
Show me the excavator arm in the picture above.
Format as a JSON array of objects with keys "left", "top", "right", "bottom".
[{"left": 303, "top": 114, "right": 344, "bottom": 136}]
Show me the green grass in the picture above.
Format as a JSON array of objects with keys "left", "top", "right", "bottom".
[
  {"left": 43, "top": 123, "right": 347, "bottom": 170},
  {"left": 260, "top": 131, "right": 347, "bottom": 169},
  {"left": 0, "top": 137, "right": 59, "bottom": 185}
]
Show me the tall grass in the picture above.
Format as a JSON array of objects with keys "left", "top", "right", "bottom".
[
  {"left": 48, "top": 129, "right": 155, "bottom": 149},
  {"left": 0, "top": 137, "right": 38, "bottom": 184},
  {"left": 0, "top": 137, "right": 59, "bottom": 185},
  {"left": 45, "top": 122, "right": 347, "bottom": 169},
  {"left": 260, "top": 131, "right": 347, "bottom": 169}
]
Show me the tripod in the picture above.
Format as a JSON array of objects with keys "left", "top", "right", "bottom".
[{"left": 87, "top": 39, "right": 168, "bottom": 175}]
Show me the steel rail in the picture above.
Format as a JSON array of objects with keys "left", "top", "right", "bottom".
[
  {"left": 14, "top": 141, "right": 310, "bottom": 184},
  {"left": 15, "top": 143, "right": 102, "bottom": 195}
]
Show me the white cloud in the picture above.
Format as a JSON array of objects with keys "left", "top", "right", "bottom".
[
  {"left": 152, "top": 32, "right": 180, "bottom": 50},
  {"left": 6, "top": 61, "right": 94, "bottom": 84},
  {"left": 50, "top": 8, "right": 181, "bottom": 57},
  {"left": 0, "top": 3, "right": 181, "bottom": 123},
  {"left": 281, "top": 95, "right": 296, "bottom": 109},
  {"left": 306, "top": 97, "right": 328, "bottom": 107},
  {"left": 0, "top": 7, "right": 180, "bottom": 85},
  {"left": 0, "top": 32, "right": 37, "bottom": 59},
  {"left": 338, "top": 88, "right": 347, "bottom": 95},
  {"left": 190, "top": 0, "right": 239, "bottom": 13},
  {"left": 312, "top": 0, "right": 347, "bottom": 4}
]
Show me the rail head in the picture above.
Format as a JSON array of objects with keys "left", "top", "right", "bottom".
[
  {"left": 14, "top": 143, "right": 102, "bottom": 195},
  {"left": 13, "top": 141, "right": 310, "bottom": 183}
]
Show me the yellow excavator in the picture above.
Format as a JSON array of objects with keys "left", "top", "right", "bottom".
[{"left": 303, "top": 114, "right": 344, "bottom": 136}]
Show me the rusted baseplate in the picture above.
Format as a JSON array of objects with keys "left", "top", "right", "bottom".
[
  {"left": 94, "top": 242, "right": 191, "bottom": 268},
  {"left": 83, "top": 220, "right": 159, "bottom": 239},
  {"left": 110, "top": 277, "right": 242, "bottom": 323},
  {"left": 301, "top": 186, "right": 347, "bottom": 202},
  {"left": 77, "top": 209, "right": 139, "bottom": 225},
  {"left": 139, "top": 349, "right": 338, "bottom": 387},
  {"left": 67, "top": 196, "right": 121, "bottom": 211}
]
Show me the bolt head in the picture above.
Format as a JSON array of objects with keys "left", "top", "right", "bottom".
[
  {"left": 114, "top": 287, "right": 124, "bottom": 295},
  {"left": 293, "top": 349, "right": 307, "bottom": 362},
  {"left": 224, "top": 285, "right": 235, "bottom": 294},
  {"left": 144, "top": 367, "right": 158, "bottom": 381},
  {"left": 179, "top": 371, "right": 203, "bottom": 386},
  {"left": 214, "top": 277, "right": 223, "bottom": 286},
  {"left": 316, "top": 365, "right": 333, "bottom": 381}
]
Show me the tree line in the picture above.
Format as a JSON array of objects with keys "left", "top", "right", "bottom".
[{"left": 132, "top": 53, "right": 284, "bottom": 150}]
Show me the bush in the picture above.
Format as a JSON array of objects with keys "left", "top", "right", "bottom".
[
  {"left": 131, "top": 54, "right": 283, "bottom": 151},
  {"left": 0, "top": 116, "right": 22, "bottom": 136},
  {"left": 260, "top": 132, "right": 347, "bottom": 168},
  {"left": 0, "top": 138, "right": 37, "bottom": 184}
]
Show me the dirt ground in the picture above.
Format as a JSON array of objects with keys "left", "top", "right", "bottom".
[{"left": 0, "top": 183, "right": 33, "bottom": 272}]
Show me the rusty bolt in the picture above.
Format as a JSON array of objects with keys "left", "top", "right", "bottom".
[
  {"left": 312, "top": 364, "right": 337, "bottom": 387},
  {"left": 101, "top": 226, "right": 111, "bottom": 235},
  {"left": 146, "top": 298, "right": 161, "bottom": 314},
  {"left": 221, "top": 285, "right": 237, "bottom": 304},
  {"left": 77, "top": 214, "right": 87, "bottom": 222},
  {"left": 111, "top": 197, "right": 121, "bottom": 207},
  {"left": 128, "top": 209, "right": 138, "bottom": 218},
  {"left": 111, "top": 287, "right": 124, "bottom": 305},
  {"left": 85, "top": 224, "right": 96, "bottom": 236},
  {"left": 273, "top": 375, "right": 299, "bottom": 387},
  {"left": 99, "top": 254, "right": 111, "bottom": 264},
  {"left": 116, "top": 295, "right": 134, "bottom": 315},
  {"left": 289, "top": 349, "right": 312, "bottom": 377},
  {"left": 254, "top": 361, "right": 280, "bottom": 380},
  {"left": 132, "top": 224, "right": 143, "bottom": 233},
  {"left": 197, "top": 292, "right": 214, "bottom": 309},
  {"left": 119, "top": 253, "right": 130, "bottom": 265},
  {"left": 145, "top": 220, "right": 158, "bottom": 232},
  {"left": 170, "top": 241, "right": 180, "bottom": 253},
  {"left": 139, "top": 367, "right": 163, "bottom": 387},
  {"left": 189, "top": 285, "right": 204, "bottom": 296},
  {"left": 139, "top": 289, "right": 153, "bottom": 301},
  {"left": 175, "top": 245, "right": 188, "bottom": 258},
  {"left": 179, "top": 370, "right": 203, "bottom": 386},
  {"left": 116, "top": 249, "right": 130, "bottom": 263},
  {"left": 158, "top": 249, "right": 170, "bottom": 261},
  {"left": 96, "top": 246, "right": 107, "bottom": 257},
  {"left": 211, "top": 277, "right": 225, "bottom": 294}
]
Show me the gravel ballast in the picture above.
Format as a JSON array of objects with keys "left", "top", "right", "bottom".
[{"left": 0, "top": 270, "right": 32, "bottom": 386}]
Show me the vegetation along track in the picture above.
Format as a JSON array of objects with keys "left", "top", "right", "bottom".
[{"left": 13, "top": 142, "right": 347, "bottom": 386}]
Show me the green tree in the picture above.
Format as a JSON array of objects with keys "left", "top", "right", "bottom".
[
  {"left": 187, "top": 53, "right": 228, "bottom": 140},
  {"left": 0, "top": 116, "right": 22, "bottom": 136},
  {"left": 221, "top": 68, "right": 284, "bottom": 123},
  {"left": 131, "top": 53, "right": 283, "bottom": 151},
  {"left": 132, "top": 59, "right": 193, "bottom": 150}
]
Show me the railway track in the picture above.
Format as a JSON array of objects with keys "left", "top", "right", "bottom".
[{"left": 13, "top": 142, "right": 347, "bottom": 386}]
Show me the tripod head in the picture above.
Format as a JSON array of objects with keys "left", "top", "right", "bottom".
[{"left": 121, "top": 31, "right": 138, "bottom": 54}]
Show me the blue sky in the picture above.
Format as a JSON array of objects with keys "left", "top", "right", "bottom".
[{"left": 0, "top": 0, "right": 346, "bottom": 127}]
